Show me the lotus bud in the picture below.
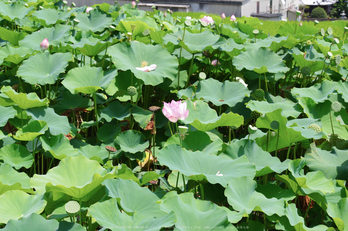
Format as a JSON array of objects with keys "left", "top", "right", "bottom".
[
  {"left": 230, "top": 15, "right": 236, "bottom": 21},
  {"left": 314, "top": 20, "right": 319, "bottom": 25},
  {"left": 131, "top": 1, "right": 136, "bottom": 7},
  {"left": 221, "top": 13, "right": 226, "bottom": 19},
  {"left": 333, "top": 38, "right": 339, "bottom": 44},
  {"left": 40, "top": 38, "right": 49, "bottom": 50},
  {"left": 299, "top": 22, "right": 302, "bottom": 26},
  {"left": 170, "top": 10, "right": 173, "bottom": 14},
  {"left": 211, "top": 59, "right": 218, "bottom": 66},
  {"left": 164, "top": 12, "right": 167, "bottom": 17},
  {"left": 296, "top": 10, "right": 301, "bottom": 16},
  {"left": 71, "top": 2, "right": 76, "bottom": 7}
]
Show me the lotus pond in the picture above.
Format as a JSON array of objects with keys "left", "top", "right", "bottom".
[{"left": 1, "top": 0, "right": 348, "bottom": 230}]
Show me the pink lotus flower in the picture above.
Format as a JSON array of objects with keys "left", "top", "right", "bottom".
[
  {"left": 131, "top": 1, "right": 136, "bottom": 7},
  {"left": 86, "top": 7, "right": 93, "bottom": 13},
  {"left": 299, "top": 22, "right": 302, "bottom": 26},
  {"left": 40, "top": 38, "right": 49, "bottom": 50},
  {"left": 164, "top": 12, "right": 167, "bottom": 17},
  {"left": 230, "top": 15, "right": 236, "bottom": 21},
  {"left": 200, "top": 16, "right": 214, "bottom": 25},
  {"left": 162, "top": 100, "right": 189, "bottom": 123},
  {"left": 221, "top": 13, "right": 226, "bottom": 19},
  {"left": 211, "top": 59, "right": 218, "bottom": 66}
]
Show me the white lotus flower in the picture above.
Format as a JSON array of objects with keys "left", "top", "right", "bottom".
[
  {"left": 216, "top": 170, "right": 223, "bottom": 176},
  {"left": 136, "top": 64, "right": 157, "bottom": 72},
  {"left": 236, "top": 77, "right": 248, "bottom": 87}
]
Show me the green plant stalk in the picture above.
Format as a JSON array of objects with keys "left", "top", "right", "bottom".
[
  {"left": 264, "top": 73, "right": 268, "bottom": 92},
  {"left": 228, "top": 127, "right": 231, "bottom": 144},
  {"left": 177, "top": 25, "right": 187, "bottom": 90},
  {"left": 275, "top": 128, "right": 280, "bottom": 158},
  {"left": 101, "top": 44, "right": 108, "bottom": 68},
  {"left": 175, "top": 171, "right": 180, "bottom": 189},
  {"left": 304, "top": 198, "right": 312, "bottom": 226},
  {"left": 200, "top": 183, "right": 204, "bottom": 200},
  {"left": 329, "top": 110, "right": 335, "bottom": 144},
  {"left": 182, "top": 173, "right": 186, "bottom": 192},
  {"left": 168, "top": 121, "right": 174, "bottom": 136},
  {"left": 93, "top": 92, "right": 99, "bottom": 132},
  {"left": 79, "top": 200, "right": 82, "bottom": 224},
  {"left": 185, "top": 54, "right": 195, "bottom": 88}
]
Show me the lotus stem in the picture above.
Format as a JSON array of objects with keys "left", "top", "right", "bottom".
[
  {"left": 168, "top": 121, "right": 173, "bottom": 136},
  {"left": 92, "top": 92, "right": 99, "bottom": 132},
  {"left": 177, "top": 25, "right": 187, "bottom": 90},
  {"left": 200, "top": 183, "right": 205, "bottom": 200},
  {"left": 185, "top": 54, "right": 195, "bottom": 88},
  {"left": 78, "top": 200, "right": 82, "bottom": 224},
  {"left": 275, "top": 128, "right": 280, "bottom": 158},
  {"left": 329, "top": 111, "right": 335, "bottom": 144},
  {"left": 304, "top": 198, "right": 312, "bottom": 226},
  {"left": 175, "top": 171, "right": 180, "bottom": 188},
  {"left": 182, "top": 173, "right": 186, "bottom": 192}
]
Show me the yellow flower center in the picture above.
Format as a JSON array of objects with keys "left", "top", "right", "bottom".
[{"left": 141, "top": 61, "right": 149, "bottom": 67}]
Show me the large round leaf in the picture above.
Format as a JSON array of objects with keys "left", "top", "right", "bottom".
[
  {"left": 75, "top": 9, "right": 113, "bottom": 32},
  {"left": 160, "top": 192, "right": 236, "bottom": 230},
  {"left": 88, "top": 197, "right": 175, "bottom": 231},
  {"left": 30, "top": 155, "right": 116, "bottom": 201},
  {"left": 0, "top": 190, "right": 46, "bottom": 224},
  {"left": 0, "top": 105, "right": 17, "bottom": 127},
  {"left": 157, "top": 144, "right": 256, "bottom": 186},
  {"left": 291, "top": 80, "right": 336, "bottom": 103},
  {"left": 115, "top": 130, "right": 149, "bottom": 154},
  {"left": 1, "top": 213, "right": 59, "bottom": 231},
  {"left": 32, "top": 8, "right": 71, "bottom": 26},
  {"left": 0, "top": 45, "right": 33, "bottom": 65},
  {"left": 107, "top": 42, "right": 177, "bottom": 86},
  {"left": 225, "top": 177, "right": 286, "bottom": 216},
  {"left": 0, "top": 2, "right": 33, "bottom": 21},
  {"left": 1, "top": 86, "right": 49, "bottom": 109},
  {"left": 17, "top": 52, "right": 73, "bottom": 85},
  {"left": 0, "top": 143, "right": 34, "bottom": 169},
  {"left": 104, "top": 179, "right": 167, "bottom": 220},
  {"left": 62, "top": 66, "right": 117, "bottom": 94},
  {"left": 40, "top": 134, "right": 79, "bottom": 160},
  {"left": 0, "top": 163, "right": 32, "bottom": 195},
  {"left": 233, "top": 47, "right": 289, "bottom": 74},
  {"left": 13, "top": 120, "right": 48, "bottom": 141},
  {"left": 196, "top": 78, "right": 250, "bottom": 107}
]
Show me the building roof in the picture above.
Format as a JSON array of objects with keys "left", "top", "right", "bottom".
[{"left": 300, "top": 0, "right": 337, "bottom": 5}]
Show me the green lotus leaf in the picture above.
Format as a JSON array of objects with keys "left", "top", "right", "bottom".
[
  {"left": 256, "top": 183, "right": 296, "bottom": 201},
  {"left": 100, "top": 100, "right": 131, "bottom": 122},
  {"left": 211, "top": 37, "right": 244, "bottom": 57},
  {"left": 26, "top": 107, "right": 70, "bottom": 136},
  {"left": 88, "top": 197, "right": 175, "bottom": 231},
  {"left": 0, "top": 2, "right": 33, "bottom": 21},
  {"left": 116, "top": 20, "right": 155, "bottom": 38},
  {"left": 97, "top": 120, "right": 122, "bottom": 143},
  {"left": 0, "top": 143, "right": 33, "bottom": 169},
  {"left": 178, "top": 30, "right": 221, "bottom": 54},
  {"left": 246, "top": 98, "right": 302, "bottom": 118},
  {"left": 0, "top": 27, "right": 26, "bottom": 46},
  {"left": 164, "top": 131, "right": 211, "bottom": 151},
  {"left": 157, "top": 144, "right": 256, "bottom": 186},
  {"left": 19, "top": 24, "right": 71, "bottom": 50},
  {"left": 327, "top": 198, "right": 348, "bottom": 231},
  {"left": 291, "top": 80, "right": 336, "bottom": 103},
  {"left": 298, "top": 97, "right": 348, "bottom": 139},
  {"left": 305, "top": 143, "right": 348, "bottom": 181},
  {"left": 78, "top": 144, "right": 109, "bottom": 164},
  {"left": 225, "top": 176, "right": 286, "bottom": 216},
  {"left": 223, "top": 139, "right": 290, "bottom": 177},
  {"left": 182, "top": 100, "right": 244, "bottom": 132},
  {"left": 131, "top": 106, "right": 153, "bottom": 129},
  {"left": 32, "top": 8, "right": 71, "bottom": 26},
  {"left": 196, "top": 78, "right": 249, "bottom": 107},
  {"left": 125, "top": 16, "right": 159, "bottom": 30},
  {"left": 104, "top": 178, "right": 167, "bottom": 219},
  {"left": 13, "top": 120, "right": 48, "bottom": 141},
  {"left": 1, "top": 214, "right": 57, "bottom": 231},
  {"left": 17, "top": 52, "right": 73, "bottom": 85},
  {"left": 336, "top": 81, "right": 348, "bottom": 103},
  {"left": 287, "top": 118, "right": 325, "bottom": 139},
  {"left": 233, "top": 47, "right": 289, "bottom": 74},
  {"left": 0, "top": 163, "right": 32, "bottom": 195},
  {"left": 255, "top": 109, "right": 307, "bottom": 152},
  {"left": 292, "top": 53, "right": 325, "bottom": 73},
  {"left": 62, "top": 66, "right": 117, "bottom": 94},
  {"left": 40, "top": 134, "right": 79, "bottom": 160},
  {"left": 245, "top": 36, "right": 288, "bottom": 51},
  {"left": 54, "top": 91, "right": 90, "bottom": 114},
  {"left": 115, "top": 130, "right": 149, "bottom": 154},
  {"left": 0, "top": 105, "right": 17, "bottom": 127},
  {"left": 0, "top": 45, "right": 33, "bottom": 65},
  {"left": 1, "top": 86, "right": 49, "bottom": 109},
  {"left": 30, "top": 155, "right": 117, "bottom": 201},
  {"left": 0, "top": 190, "right": 46, "bottom": 224},
  {"left": 57, "top": 221, "right": 85, "bottom": 231},
  {"left": 107, "top": 41, "right": 177, "bottom": 86},
  {"left": 75, "top": 9, "right": 113, "bottom": 32},
  {"left": 160, "top": 192, "right": 236, "bottom": 230},
  {"left": 268, "top": 203, "right": 328, "bottom": 231}
]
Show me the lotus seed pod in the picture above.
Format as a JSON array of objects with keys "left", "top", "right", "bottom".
[
  {"left": 301, "top": 66, "right": 311, "bottom": 76},
  {"left": 105, "top": 146, "right": 117, "bottom": 152},
  {"left": 307, "top": 124, "right": 321, "bottom": 133},
  {"left": 331, "top": 101, "right": 342, "bottom": 112},
  {"left": 254, "top": 89, "right": 265, "bottom": 99},
  {"left": 248, "top": 125, "right": 257, "bottom": 134},
  {"left": 65, "top": 201, "right": 80, "bottom": 214},
  {"left": 148, "top": 106, "right": 161, "bottom": 112},
  {"left": 306, "top": 40, "right": 312, "bottom": 46},
  {"left": 127, "top": 86, "right": 137, "bottom": 96},
  {"left": 345, "top": 27, "right": 348, "bottom": 32},
  {"left": 320, "top": 28, "right": 325, "bottom": 36},
  {"left": 178, "top": 126, "right": 188, "bottom": 136},
  {"left": 251, "top": 111, "right": 261, "bottom": 119},
  {"left": 270, "top": 120, "right": 279, "bottom": 130},
  {"left": 253, "top": 29, "right": 259, "bottom": 35},
  {"left": 327, "top": 27, "right": 333, "bottom": 35},
  {"left": 270, "top": 131, "right": 276, "bottom": 137},
  {"left": 199, "top": 72, "right": 206, "bottom": 80}
]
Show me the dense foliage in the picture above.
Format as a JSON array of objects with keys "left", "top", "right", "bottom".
[
  {"left": 310, "top": 7, "right": 328, "bottom": 18},
  {"left": 1, "top": 0, "right": 348, "bottom": 230}
]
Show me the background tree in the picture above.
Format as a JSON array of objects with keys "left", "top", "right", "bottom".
[{"left": 330, "top": 0, "right": 348, "bottom": 18}]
